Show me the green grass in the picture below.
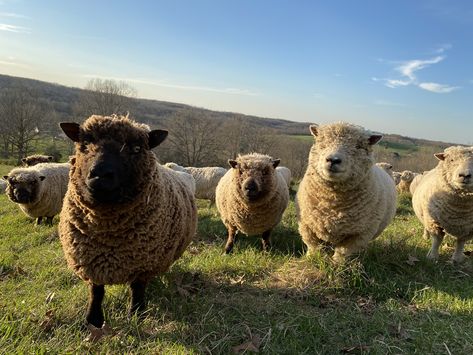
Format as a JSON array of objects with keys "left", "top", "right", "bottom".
[{"left": 1, "top": 179, "right": 473, "bottom": 353}]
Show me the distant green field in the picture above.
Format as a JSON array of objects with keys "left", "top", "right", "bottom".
[{"left": 1, "top": 171, "right": 472, "bottom": 353}]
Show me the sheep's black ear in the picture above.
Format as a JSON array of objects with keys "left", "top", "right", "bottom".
[
  {"left": 368, "top": 135, "right": 383, "bottom": 145},
  {"left": 309, "top": 124, "right": 319, "bottom": 137},
  {"left": 21, "top": 158, "right": 26, "bottom": 163},
  {"left": 60, "top": 122, "right": 81, "bottom": 142},
  {"left": 39, "top": 176, "right": 46, "bottom": 181},
  {"left": 47, "top": 156, "right": 53, "bottom": 161},
  {"left": 2, "top": 175, "right": 8, "bottom": 181},
  {"left": 148, "top": 130, "right": 168, "bottom": 149},
  {"left": 272, "top": 159, "right": 281, "bottom": 168},
  {"left": 434, "top": 153, "right": 445, "bottom": 161},
  {"left": 228, "top": 159, "right": 238, "bottom": 169}
]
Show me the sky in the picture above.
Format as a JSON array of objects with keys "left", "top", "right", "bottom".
[{"left": 1, "top": 0, "right": 472, "bottom": 144}]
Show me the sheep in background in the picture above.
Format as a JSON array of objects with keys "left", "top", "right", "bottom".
[
  {"left": 3, "top": 162, "right": 70, "bottom": 225},
  {"left": 0, "top": 180, "right": 6, "bottom": 194},
  {"left": 58, "top": 115, "right": 197, "bottom": 329},
  {"left": 21, "top": 154, "right": 53, "bottom": 166},
  {"left": 276, "top": 166, "right": 292, "bottom": 188},
  {"left": 392, "top": 172, "right": 401, "bottom": 186},
  {"left": 216, "top": 153, "right": 289, "bottom": 253},
  {"left": 398, "top": 170, "right": 419, "bottom": 194},
  {"left": 296, "top": 122, "right": 397, "bottom": 262},
  {"left": 412, "top": 146, "right": 473, "bottom": 263},
  {"left": 376, "top": 162, "right": 394, "bottom": 177}
]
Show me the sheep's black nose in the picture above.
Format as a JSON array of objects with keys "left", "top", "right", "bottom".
[
  {"left": 326, "top": 156, "right": 342, "bottom": 165},
  {"left": 244, "top": 180, "right": 258, "bottom": 192},
  {"left": 459, "top": 173, "right": 472, "bottom": 182},
  {"left": 88, "top": 163, "right": 119, "bottom": 191}
]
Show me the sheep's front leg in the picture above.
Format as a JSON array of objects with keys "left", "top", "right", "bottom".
[
  {"left": 224, "top": 225, "right": 238, "bottom": 254},
  {"left": 129, "top": 279, "right": 147, "bottom": 316},
  {"left": 36, "top": 216, "right": 43, "bottom": 225},
  {"left": 261, "top": 229, "right": 272, "bottom": 251},
  {"left": 86, "top": 283, "right": 105, "bottom": 327},
  {"left": 45, "top": 216, "right": 53, "bottom": 226},
  {"left": 451, "top": 237, "right": 468, "bottom": 264},
  {"left": 426, "top": 228, "right": 445, "bottom": 261}
]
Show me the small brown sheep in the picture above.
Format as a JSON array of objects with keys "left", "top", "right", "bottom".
[{"left": 216, "top": 153, "right": 289, "bottom": 253}]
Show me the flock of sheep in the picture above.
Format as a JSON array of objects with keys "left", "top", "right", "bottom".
[{"left": 2, "top": 115, "right": 473, "bottom": 334}]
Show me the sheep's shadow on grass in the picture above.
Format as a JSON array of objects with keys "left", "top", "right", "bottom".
[{"left": 99, "top": 255, "right": 473, "bottom": 353}]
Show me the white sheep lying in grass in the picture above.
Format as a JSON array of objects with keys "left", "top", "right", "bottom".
[
  {"left": 376, "top": 162, "right": 394, "bottom": 178},
  {"left": 296, "top": 122, "right": 397, "bottom": 262},
  {"left": 412, "top": 146, "right": 473, "bottom": 263}
]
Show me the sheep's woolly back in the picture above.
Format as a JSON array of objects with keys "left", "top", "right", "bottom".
[
  {"left": 216, "top": 153, "right": 289, "bottom": 235},
  {"left": 412, "top": 146, "right": 473, "bottom": 241},
  {"left": 173, "top": 170, "right": 196, "bottom": 195},
  {"left": 164, "top": 162, "right": 186, "bottom": 172},
  {"left": 276, "top": 166, "right": 292, "bottom": 187},
  {"left": 184, "top": 166, "right": 227, "bottom": 201},
  {"left": 296, "top": 122, "right": 397, "bottom": 258},
  {"left": 409, "top": 173, "right": 427, "bottom": 195},
  {"left": 5, "top": 163, "right": 70, "bottom": 219},
  {"left": 22, "top": 154, "right": 53, "bottom": 166},
  {"left": 59, "top": 115, "right": 197, "bottom": 285}
]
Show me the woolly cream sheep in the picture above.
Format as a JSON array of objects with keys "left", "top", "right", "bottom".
[
  {"left": 183, "top": 166, "right": 227, "bottom": 203},
  {"left": 412, "top": 146, "right": 473, "bottom": 263},
  {"left": 216, "top": 153, "right": 289, "bottom": 253},
  {"left": 58, "top": 114, "right": 197, "bottom": 329},
  {"left": 3, "top": 162, "right": 70, "bottom": 225},
  {"left": 398, "top": 170, "right": 418, "bottom": 194},
  {"left": 296, "top": 122, "right": 397, "bottom": 262},
  {"left": 21, "top": 154, "right": 53, "bottom": 166}
]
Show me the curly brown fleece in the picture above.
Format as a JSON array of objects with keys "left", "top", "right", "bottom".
[
  {"left": 59, "top": 115, "right": 197, "bottom": 285},
  {"left": 216, "top": 153, "right": 289, "bottom": 236},
  {"left": 21, "top": 154, "right": 53, "bottom": 166}
]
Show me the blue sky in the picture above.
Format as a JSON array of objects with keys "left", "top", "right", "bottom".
[{"left": 1, "top": 0, "right": 472, "bottom": 143}]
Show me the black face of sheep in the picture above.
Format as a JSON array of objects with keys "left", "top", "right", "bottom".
[
  {"left": 3, "top": 174, "right": 45, "bottom": 204},
  {"left": 60, "top": 121, "right": 168, "bottom": 205}
]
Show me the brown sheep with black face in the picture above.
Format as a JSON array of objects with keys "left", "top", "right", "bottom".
[
  {"left": 58, "top": 114, "right": 197, "bottom": 330},
  {"left": 215, "top": 153, "right": 289, "bottom": 253}
]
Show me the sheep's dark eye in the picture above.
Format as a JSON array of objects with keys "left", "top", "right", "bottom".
[{"left": 132, "top": 145, "right": 142, "bottom": 154}]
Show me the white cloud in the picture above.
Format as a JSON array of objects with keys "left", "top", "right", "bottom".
[
  {"left": 397, "top": 56, "right": 444, "bottom": 81},
  {"left": 82, "top": 74, "right": 260, "bottom": 96},
  {"left": 0, "top": 23, "right": 30, "bottom": 33},
  {"left": 418, "top": 82, "right": 459, "bottom": 93},
  {"left": 0, "top": 59, "right": 31, "bottom": 69},
  {"left": 0, "top": 12, "right": 29, "bottom": 19},
  {"left": 435, "top": 44, "right": 452, "bottom": 54},
  {"left": 378, "top": 51, "right": 458, "bottom": 94}
]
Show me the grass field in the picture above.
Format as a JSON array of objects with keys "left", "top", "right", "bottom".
[{"left": 1, "top": 170, "right": 473, "bottom": 353}]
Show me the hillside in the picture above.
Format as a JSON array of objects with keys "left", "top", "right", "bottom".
[
  {"left": 0, "top": 74, "right": 310, "bottom": 135},
  {"left": 0, "top": 74, "right": 459, "bottom": 149}
]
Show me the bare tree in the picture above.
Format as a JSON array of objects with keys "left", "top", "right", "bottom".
[
  {"left": 166, "top": 109, "right": 222, "bottom": 166},
  {"left": 0, "top": 87, "right": 49, "bottom": 163},
  {"left": 74, "top": 78, "right": 137, "bottom": 118}
]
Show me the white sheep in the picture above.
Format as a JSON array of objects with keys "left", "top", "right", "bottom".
[
  {"left": 375, "top": 162, "right": 394, "bottom": 178},
  {"left": 392, "top": 171, "right": 401, "bottom": 186},
  {"left": 0, "top": 180, "right": 6, "bottom": 194},
  {"left": 412, "top": 146, "right": 473, "bottom": 263},
  {"left": 3, "top": 162, "right": 70, "bottom": 225},
  {"left": 163, "top": 162, "right": 186, "bottom": 172},
  {"left": 296, "top": 122, "right": 397, "bottom": 262},
  {"left": 276, "top": 166, "right": 292, "bottom": 187},
  {"left": 216, "top": 153, "right": 289, "bottom": 253},
  {"left": 183, "top": 166, "right": 227, "bottom": 203}
]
